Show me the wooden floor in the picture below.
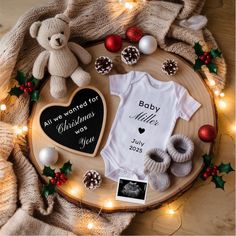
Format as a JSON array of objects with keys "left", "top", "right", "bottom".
[{"left": 0, "top": 0, "right": 235, "bottom": 235}]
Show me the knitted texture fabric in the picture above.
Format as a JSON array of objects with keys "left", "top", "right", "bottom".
[
  {"left": 144, "top": 149, "right": 171, "bottom": 192},
  {"left": 0, "top": 0, "right": 227, "bottom": 235},
  {"left": 144, "top": 148, "right": 171, "bottom": 174},
  {"left": 148, "top": 172, "right": 171, "bottom": 192},
  {"left": 170, "top": 160, "right": 193, "bottom": 177},
  {"left": 167, "top": 134, "right": 194, "bottom": 163}
]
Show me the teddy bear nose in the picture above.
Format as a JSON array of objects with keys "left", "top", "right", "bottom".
[{"left": 56, "top": 38, "right": 61, "bottom": 44}]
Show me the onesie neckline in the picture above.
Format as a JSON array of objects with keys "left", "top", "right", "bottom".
[{"left": 142, "top": 72, "right": 174, "bottom": 91}]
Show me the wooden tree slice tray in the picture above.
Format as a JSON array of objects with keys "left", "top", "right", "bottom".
[{"left": 29, "top": 42, "right": 216, "bottom": 213}]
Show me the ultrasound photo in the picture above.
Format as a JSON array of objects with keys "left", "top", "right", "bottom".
[{"left": 116, "top": 178, "right": 148, "bottom": 204}]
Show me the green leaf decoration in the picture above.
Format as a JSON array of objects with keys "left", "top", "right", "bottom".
[
  {"left": 60, "top": 161, "right": 72, "bottom": 175},
  {"left": 43, "top": 182, "right": 56, "bottom": 198},
  {"left": 210, "top": 48, "right": 222, "bottom": 59},
  {"left": 30, "top": 90, "right": 40, "bottom": 102},
  {"left": 218, "top": 163, "right": 234, "bottom": 174},
  {"left": 42, "top": 166, "right": 55, "bottom": 178},
  {"left": 9, "top": 86, "right": 24, "bottom": 97},
  {"left": 194, "top": 58, "right": 204, "bottom": 71},
  {"left": 203, "top": 154, "right": 212, "bottom": 167},
  {"left": 16, "top": 71, "right": 26, "bottom": 85},
  {"left": 212, "top": 175, "right": 226, "bottom": 190},
  {"left": 30, "top": 76, "right": 40, "bottom": 87},
  {"left": 194, "top": 42, "right": 204, "bottom": 56},
  {"left": 207, "top": 62, "right": 217, "bottom": 74}
]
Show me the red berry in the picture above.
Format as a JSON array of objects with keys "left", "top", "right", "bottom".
[
  {"left": 199, "top": 56, "right": 205, "bottom": 61},
  {"left": 28, "top": 87, "right": 33, "bottom": 93},
  {"left": 205, "top": 60, "right": 210, "bottom": 65},
  {"left": 27, "top": 81, "right": 33, "bottom": 87},
  {"left": 203, "top": 172, "right": 209, "bottom": 179},
  {"left": 57, "top": 180, "right": 63, "bottom": 186},
  {"left": 206, "top": 167, "right": 212, "bottom": 173},
  {"left": 212, "top": 170, "right": 217, "bottom": 176},
  {"left": 213, "top": 165, "right": 218, "bottom": 170},
  {"left": 60, "top": 173, "right": 66, "bottom": 180},
  {"left": 206, "top": 55, "right": 211, "bottom": 60},
  {"left": 50, "top": 178, "right": 56, "bottom": 185},
  {"left": 20, "top": 85, "right": 25, "bottom": 91},
  {"left": 55, "top": 172, "right": 60, "bottom": 178},
  {"left": 24, "top": 88, "right": 29, "bottom": 93},
  {"left": 204, "top": 52, "right": 208, "bottom": 56}
]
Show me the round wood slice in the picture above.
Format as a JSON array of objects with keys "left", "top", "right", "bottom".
[{"left": 29, "top": 42, "right": 216, "bottom": 213}]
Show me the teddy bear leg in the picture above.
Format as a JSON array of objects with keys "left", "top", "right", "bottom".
[
  {"left": 71, "top": 67, "right": 91, "bottom": 87},
  {"left": 50, "top": 75, "right": 67, "bottom": 98}
]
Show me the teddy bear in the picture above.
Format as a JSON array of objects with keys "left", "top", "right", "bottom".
[{"left": 30, "top": 14, "right": 92, "bottom": 99}]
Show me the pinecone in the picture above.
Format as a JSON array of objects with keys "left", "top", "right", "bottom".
[
  {"left": 95, "top": 56, "right": 113, "bottom": 75},
  {"left": 121, "top": 46, "right": 140, "bottom": 65},
  {"left": 162, "top": 59, "right": 178, "bottom": 75},
  {"left": 83, "top": 170, "right": 102, "bottom": 190}
]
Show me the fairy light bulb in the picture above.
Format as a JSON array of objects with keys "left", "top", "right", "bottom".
[
  {"left": 69, "top": 187, "right": 80, "bottom": 196},
  {"left": 0, "top": 104, "right": 6, "bottom": 111},
  {"left": 13, "top": 126, "right": 23, "bottom": 135},
  {"left": 218, "top": 99, "right": 227, "bottom": 109},
  {"left": 87, "top": 222, "right": 94, "bottom": 230},
  {"left": 208, "top": 79, "right": 216, "bottom": 87},
  {"left": 124, "top": 2, "right": 134, "bottom": 9},
  {"left": 13, "top": 125, "right": 28, "bottom": 136},
  {"left": 167, "top": 208, "right": 176, "bottom": 215},
  {"left": 232, "top": 124, "right": 236, "bottom": 132},
  {"left": 104, "top": 200, "right": 113, "bottom": 208},
  {"left": 219, "top": 92, "right": 225, "bottom": 97},
  {"left": 214, "top": 90, "right": 220, "bottom": 96},
  {"left": 22, "top": 126, "right": 28, "bottom": 132}
]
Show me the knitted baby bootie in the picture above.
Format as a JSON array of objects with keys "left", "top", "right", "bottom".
[
  {"left": 167, "top": 134, "right": 194, "bottom": 177},
  {"left": 144, "top": 148, "right": 171, "bottom": 192}
]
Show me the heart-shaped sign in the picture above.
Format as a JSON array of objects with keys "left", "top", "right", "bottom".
[{"left": 39, "top": 87, "right": 106, "bottom": 157}]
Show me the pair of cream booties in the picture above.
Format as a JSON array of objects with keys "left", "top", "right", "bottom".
[{"left": 144, "top": 134, "right": 194, "bottom": 192}]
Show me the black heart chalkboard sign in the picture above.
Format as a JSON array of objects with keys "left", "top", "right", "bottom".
[{"left": 39, "top": 87, "right": 107, "bottom": 157}]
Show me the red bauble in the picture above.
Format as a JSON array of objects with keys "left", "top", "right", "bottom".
[
  {"left": 198, "top": 124, "right": 217, "bottom": 142},
  {"left": 104, "top": 34, "right": 123, "bottom": 52},
  {"left": 126, "top": 26, "right": 143, "bottom": 43}
]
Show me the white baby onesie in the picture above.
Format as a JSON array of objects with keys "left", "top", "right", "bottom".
[{"left": 101, "top": 71, "right": 201, "bottom": 181}]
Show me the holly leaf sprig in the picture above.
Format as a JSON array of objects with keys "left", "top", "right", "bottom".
[
  {"left": 42, "top": 161, "right": 72, "bottom": 198},
  {"left": 193, "top": 42, "right": 222, "bottom": 74},
  {"left": 9, "top": 71, "right": 40, "bottom": 102},
  {"left": 200, "top": 154, "right": 234, "bottom": 190}
]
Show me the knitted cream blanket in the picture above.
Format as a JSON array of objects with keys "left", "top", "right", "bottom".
[{"left": 0, "top": 0, "right": 226, "bottom": 235}]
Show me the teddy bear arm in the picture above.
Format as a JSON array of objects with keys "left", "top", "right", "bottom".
[
  {"left": 32, "top": 51, "right": 50, "bottom": 80},
  {"left": 68, "top": 42, "right": 92, "bottom": 65}
]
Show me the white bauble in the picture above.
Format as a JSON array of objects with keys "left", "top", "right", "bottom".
[
  {"left": 39, "top": 147, "right": 58, "bottom": 166},
  {"left": 138, "top": 35, "right": 158, "bottom": 55}
]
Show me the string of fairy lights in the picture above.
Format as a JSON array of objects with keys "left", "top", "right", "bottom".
[
  {"left": 118, "top": 0, "right": 146, "bottom": 9},
  {"left": 0, "top": 0, "right": 234, "bottom": 233}
]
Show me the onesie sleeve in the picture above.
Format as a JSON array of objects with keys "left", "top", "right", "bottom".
[
  {"left": 109, "top": 71, "right": 134, "bottom": 96},
  {"left": 177, "top": 86, "right": 201, "bottom": 121}
]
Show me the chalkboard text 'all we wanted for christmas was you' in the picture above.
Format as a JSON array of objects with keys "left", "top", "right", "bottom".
[{"left": 42, "top": 96, "right": 100, "bottom": 150}]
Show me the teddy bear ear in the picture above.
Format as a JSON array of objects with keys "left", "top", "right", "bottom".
[
  {"left": 55, "top": 14, "right": 70, "bottom": 24},
  {"left": 30, "top": 21, "right": 41, "bottom": 38}
]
